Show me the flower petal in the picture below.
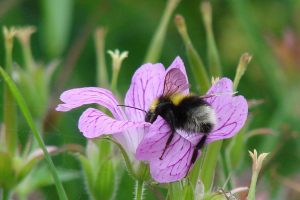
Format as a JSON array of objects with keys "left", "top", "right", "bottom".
[
  {"left": 206, "top": 77, "right": 233, "bottom": 98},
  {"left": 204, "top": 78, "right": 248, "bottom": 143},
  {"left": 136, "top": 117, "right": 170, "bottom": 160},
  {"left": 124, "top": 63, "right": 165, "bottom": 121},
  {"left": 163, "top": 68, "right": 189, "bottom": 96},
  {"left": 207, "top": 95, "right": 248, "bottom": 143},
  {"left": 136, "top": 117, "right": 195, "bottom": 183},
  {"left": 149, "top": 137, "right": 194, "bottom": 183},
  {"left": 56, "top": 87, "right": 125, "bottom": 120},
  {"left": 78, "top": 108, "right": 149, "bottom": 138}
]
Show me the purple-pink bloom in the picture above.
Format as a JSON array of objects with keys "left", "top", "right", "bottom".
[
  {"left": 56, "top": 56, "right": 248, "bottom": 183},
  {"left": 136, "top": 76, "right": 248, "bottom": 183}
]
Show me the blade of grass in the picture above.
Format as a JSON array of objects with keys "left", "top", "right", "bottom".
[{"left": 0, "top": 67, "right": 68, "bottom": 200}]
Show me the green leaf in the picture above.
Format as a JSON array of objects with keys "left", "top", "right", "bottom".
[
  {"left": 203, "top": 192, "right": 227, "bottom": 200},
  {"left": 0, "top": 67, "right": 68, "bottom": 200},
  {"left": 0, "top": 152, "right": 15, "bottom": 189},
  {"left": 16, "top": 146, "right": 58, "bottom": 183},
  {"left": 104, "top": 137, "right": 136, "bottom": 179},
  {"left": 16, "top": 164, "right": 80, "bottom": 197},
  {"left": 93, "top": 160, "right": 116, "bottom": 200},
  {"left": 200, "top": 140, "right": 222, "bottom": 192},
  {"left": 77, "top": 155, "right": 95, "bottom": 198},
  {"left": 183, "top": 183, "right": 194, "bottom": 200},
  {"left": 168, "top": 182, "right": 183, "bottom": 200}
]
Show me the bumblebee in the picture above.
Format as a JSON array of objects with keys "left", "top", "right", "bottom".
[
  {"left": 119, "top": 68, "right": 217, "bottom": 164},
  {"left": 145, "top": 93, "right": 216, "bottom": 164}
]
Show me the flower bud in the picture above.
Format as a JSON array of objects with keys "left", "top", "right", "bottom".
[{"left": 108, "top": 49, "right": 128, "bottom": 90}]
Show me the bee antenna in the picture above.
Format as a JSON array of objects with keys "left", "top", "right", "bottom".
[{"left": 117, "top": 105, "right": 147, "bottom": 114}]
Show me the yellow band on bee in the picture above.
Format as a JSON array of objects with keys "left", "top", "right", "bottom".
[
  {"left": 150, "top": 99, "right": 159, "bottom": 111},
  {"left": 170, "top": 93, "right": 188, "bottom": 106}
]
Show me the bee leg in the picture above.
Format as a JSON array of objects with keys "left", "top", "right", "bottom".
[
  {"left": 191, "top": 134, "right": 208, "bottom": 164},
  {"left": 159, "top": 110, "right": 176, "bottom": 160},
  {"left": 190, "top": 123, "right": 213, "bottom": 164}
]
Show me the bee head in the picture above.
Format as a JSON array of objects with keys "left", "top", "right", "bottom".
[{"left": 145, "top": 111, "right": 158, "bottom": 123}]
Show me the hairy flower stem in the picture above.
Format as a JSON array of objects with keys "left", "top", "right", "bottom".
[
  {"left": 15, "top": 27, "right": 36, "bottom": 71},
  {"left": 3, "top": 27, "right": 18, "bottom": 155},
  {"left": 94, "top": 27, "right": 108, "bottom": 88},
  {"left": 221, "top": 151, "right": 233, "bottom": 190},
  {"left": 134, "top": 180, "right": 145, "bottom": 200},
  {"left": 200, "top": 140, "right": 222, "bottom": 192},
  {"left": 201, "top": 1, "right": 222, "bottom": 77},
  {"left": 174, "top": 15, "right": 210, "bottom": 94},
  {"left": 144, "top": 0, "right": 181, "bottom": 62},
  {"left": 247, "top": 172, "right": 258, "bottom": 200}
]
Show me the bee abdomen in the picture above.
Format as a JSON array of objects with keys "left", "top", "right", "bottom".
[{"left": 181, "top": 105, "right": 216, "bottom": 134}]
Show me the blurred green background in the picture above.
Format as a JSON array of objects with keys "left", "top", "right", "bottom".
[{"left": 1, "top": 0, "right": 300, "bottom": 199}]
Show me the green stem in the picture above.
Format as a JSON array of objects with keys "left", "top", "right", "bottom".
[
  {"left": 144, "top": 0, "right": 181, "bottom": 62},
  {"left": 1, "top": 189, "right": 11, "bottom": 200},
  {"left": 134, "top": 180, "right": 144, "bottom": 200},
  {"left": 111, "top": 70, "right": 119, "bottom": 92},
  {"left": 20, "top": 38, "right": 34, "bottom": 71},
  {"left": 247, "top": 172, "right": 258, "bottom": 200},
  {"left": 201, "top": 1, "right": 222, "bottom": 77},
  {"left": 200, "top": 140, "right": 222, "bottom": 192},
  {"left": 221, "top": 151, "right": 233, "bottom": 190},
  {"left": 0, "top": 68, "right": 68, "bottom": 200},
  {"left": 174, "top": 15, "right": 210, "bottom": 94},
  {"left": 104, "top": 137, "right": 136, "bottom": 179},
  {"left": 3, "top": 28, "right": 18, "bottom": 155},
  {"left": 94, "top": 28, "right": 108, "bottom": 88}
]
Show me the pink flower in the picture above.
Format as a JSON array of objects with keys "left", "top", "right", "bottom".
[{"left": 56, "top": 56, "right": 248, "bottom": 183}]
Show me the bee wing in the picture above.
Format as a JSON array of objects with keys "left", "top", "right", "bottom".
[
  {"left": 163, "top": 68, "right": 190, "bottom": 96},
  {"left": 136, "top": 117, "right": 195, "bottom": 183}
]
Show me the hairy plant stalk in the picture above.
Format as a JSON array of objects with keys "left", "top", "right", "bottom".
[
  {"left": 200, "top": 140, "right": 222, "bottom": 192},
  {"left": 247, "top": 172, "right": 258, "bottom": 200},
  {"left": 144, "top": 0, "right": 181, "bottom": 62},
  {"left": 221, "top": 151, "right": 233, "bottom": 190},
  {"left": 174, "top": 15, "right": 210, "bottom": 94},
  {"left": 15, "top": 26, "right": 36, "bottom": 71},
  {"left": 201, "top": 1, "right": 222, "bottom": 77},
  {"left": 94, "top": 27, "right": 108, "bottom": 88},
  {"left": 134, "top": 180, "right": 145, "bottom": 200},
  {"left": 3, "top": 27, "right": 18, "bottom": 155}
]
